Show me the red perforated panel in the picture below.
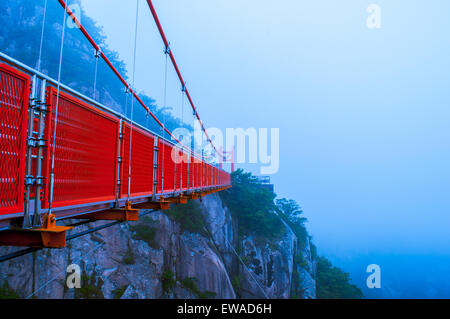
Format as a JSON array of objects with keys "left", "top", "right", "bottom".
[
  {"left": 156, "top": 140, "right": 164, "bottom": 194},
  {"left": 181, "top": 151, "right": 188, "bottom": 190},
  {"left": 206, "top": 164, "right": 210, "bottom": 187},
  {"left": 156, "top": 140, "right": 163, "bottom": 193},
  {"left": 0, "top": 64, "right": 30, "bottom": 216},
  {"left": 210, "top": 166, "right": 213, "bottom": 187},
  {"left": 194, "top": 158, "right": 201, "bottom": 188},
  {"left": 189, "top": 154, "right": 194, "bottom": 189},
  {"left": 120, "top": 123, "right": 154, "bottom": 198},
  {"left": 202, "top": 162, "right": 206, "bottom": 187},
  {"left": 208, "top": 164, "right": 212, "bottom": 186},
  {"left": 175, "top": 148, "right": 181, "bottom": 191},
  {"left": 43, "top": 87, "right": 119, "bottom": 208},
  {"left": 157, "top": 140, "right": 175, "bottom": 193},
  {"left": 205, "top": 164, "right": 209, "bottom": 187},
  {"left": 198, "top": 161, "right": 202, "bottom": 188}
]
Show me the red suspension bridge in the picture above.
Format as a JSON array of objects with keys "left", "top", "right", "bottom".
[{"left": 0, "top": 0, "right": 232, "bottom": 251}]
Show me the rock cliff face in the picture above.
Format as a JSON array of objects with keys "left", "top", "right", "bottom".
[{"left": 0, "top": 193, "right": 316, "bottom": 299}]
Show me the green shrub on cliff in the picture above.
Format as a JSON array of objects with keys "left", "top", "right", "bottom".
[
  {"left": 130, "top": 217, "right": 158, "bottom": 248},
  {"left": 75, "top": 267, "right": 105, "bottom": 299},
  {"left": 164, "top": 201, "right": 207, "bottom": 236},
  {"left": 221, "top": 169, "right": 363, "bottom": 299},
  {"left": 161, "top": 270, "right": 176, "bottom": 293},
  {"left": 316, "top": 256, "right": 363, "bottom": 299},
  {"left": 0, "top": 282, "right": 19, "bottom": 299},
  {"left": 220, "top": 169, "right": 285, "bottom": 240},
  {"left": 181, "top": 277, "right": 216, "bottom": 299},
  {"left": 275, "top": 198, "right": 308, "bottom": 248},
  {"left": 112, "top": 285, "right": 127, "bottom": 299}
]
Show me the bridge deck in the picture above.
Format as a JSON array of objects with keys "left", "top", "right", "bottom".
[{"left": 0, "top": 58, "right": 231, "bottom": 247}]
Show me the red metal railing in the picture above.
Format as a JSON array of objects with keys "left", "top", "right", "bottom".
[
  {"left": 120, "top": 123, "right": 155, "bottom": 198},
  {"left": 182, "top": 152, "right": 188, "bottom": 190},
  {"left": 57, "top": 0, "right": 220, "bottom": 158},
  {"left": 0, "top": 64, "right": 30, "bottom": 215},
  {"left": 145, "top": 0, "right": 218, "bottom": 154},
  {"left": 0, "top": 5, "right": 234, "bottom": 219},
  {"left": 43, "top": 87, "right": 119, "bottom": 209},
  {"left": 160, "top": 139, "right": 176, "bottom": 193}
]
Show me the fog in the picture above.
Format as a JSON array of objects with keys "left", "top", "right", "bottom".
[{"left": 79, "top": 0, "right": 450, "bottom": 297}]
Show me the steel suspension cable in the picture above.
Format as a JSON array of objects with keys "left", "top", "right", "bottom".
[
  {"left": 0, "top": 207, "right": 156, "bottom": 263},
  {"left": 93, "top": 49, "right": 99, "bottom": 99},
  {"left": 163, "top": 48, "right": 169, "bottom": 133},
  {"left": 191, "top": 106, "right": 196, "bottom": 189},
  {"left": 204, "top": 224, "right": 269, "bottom": 299},
  {"left": 127, "top": 0, "right": 140, "bottom": 200},
  {"left": 226, "top": 238, "right": 270, "bottom": 299},
  {"left": 160, "top": 48, "right": 169, "bottom": 193},
  {"left": 54, "top": 0, "right": 230, "bottom": 170},
  {"left": 181, "top": 83, "right": 185, "bottom": 126},
  {"left": 36, "top": 0, "right": 48, "bottom": 71},
  {"left": 180, "top": 84, "right": 186, "bottom": 188},
  {"left": 55, "top": 0, "right": 191, "bottom": 155},
  {"left": 145, "top": 0, "right": 220, "bottom": 156},
  {"left": 201, "top": 128, "right": 204, "bottom": 188},
  {"left": 48, "top": 0, "right": 69, "bottom": 215},
  {"left": 25, "top": 240, "right": 106, "bottom": 299}
]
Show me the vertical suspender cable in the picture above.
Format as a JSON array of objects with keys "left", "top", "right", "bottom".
[
  {"left": 181, "top": 83, "right": 185, "bottom": 126},
  {"left": 93, "top": 50, "right": 99, "bottom": 100},
  {"left": 36, "top": 0, "right": 48, "bottom": 71},
  {"left": 48, "top": 1, "right": 69, "bottom": 214},
  {"left": 193, "top": 108, "right": 196, "bottom": 189},
  {"left": 24, "top": 0, "right": 47, "bottom": 227},
  {"left": 144, "top": 0, "right": 219, "bottom": 156},
  {"left": 160, "top": 47, "right": 169, "bottom": 194},
  {"left": 163, "top": 51, "right": 169, "bottom": 134},
  {"left": 124, "top": 88, "right": 129, "bottom": 117},
  {"left": 181, "top": 85, "right": 186, "bottom": 188},
  {"left": 55, "top": 0, "right": 195, "bottom": 159},
  {"left": 201, "top": 129, "right": 204, "bottom": 190},
  {"left": 127, "top": 0, "right": 140, "bottom": 201}
]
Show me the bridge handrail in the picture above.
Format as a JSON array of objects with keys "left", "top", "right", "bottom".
[
  {"left": 57, "top": 0, "right": 220, "bottom": 160},
  {"left": 0, "top": 55, "right": 231, "bottom": 221},
  {"left": 145, "top": 0, "right": 218, "bottom": 155}
]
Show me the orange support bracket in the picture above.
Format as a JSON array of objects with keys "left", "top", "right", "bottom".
[
  {"left": 167, "top": 195, "right": 188, "bottom": 204},
  {"left": 0, "top": 213, "right": 72, "bottom": 248},
  {"left": 133, "top": 197, "right": 171, "bottom": 210},
  {"left": 186, "top": 193, "right": 199, "bottom": 200},
  {"left": 200, "top": 190, "right": 212, "bottom": 196},
  {"left": 79, "top": 202, "right": 139, "bottom": 221}
]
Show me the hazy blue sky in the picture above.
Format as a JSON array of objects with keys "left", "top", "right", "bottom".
[{"left": 78, "top": 0, "right": 450, "bottom": 264}]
